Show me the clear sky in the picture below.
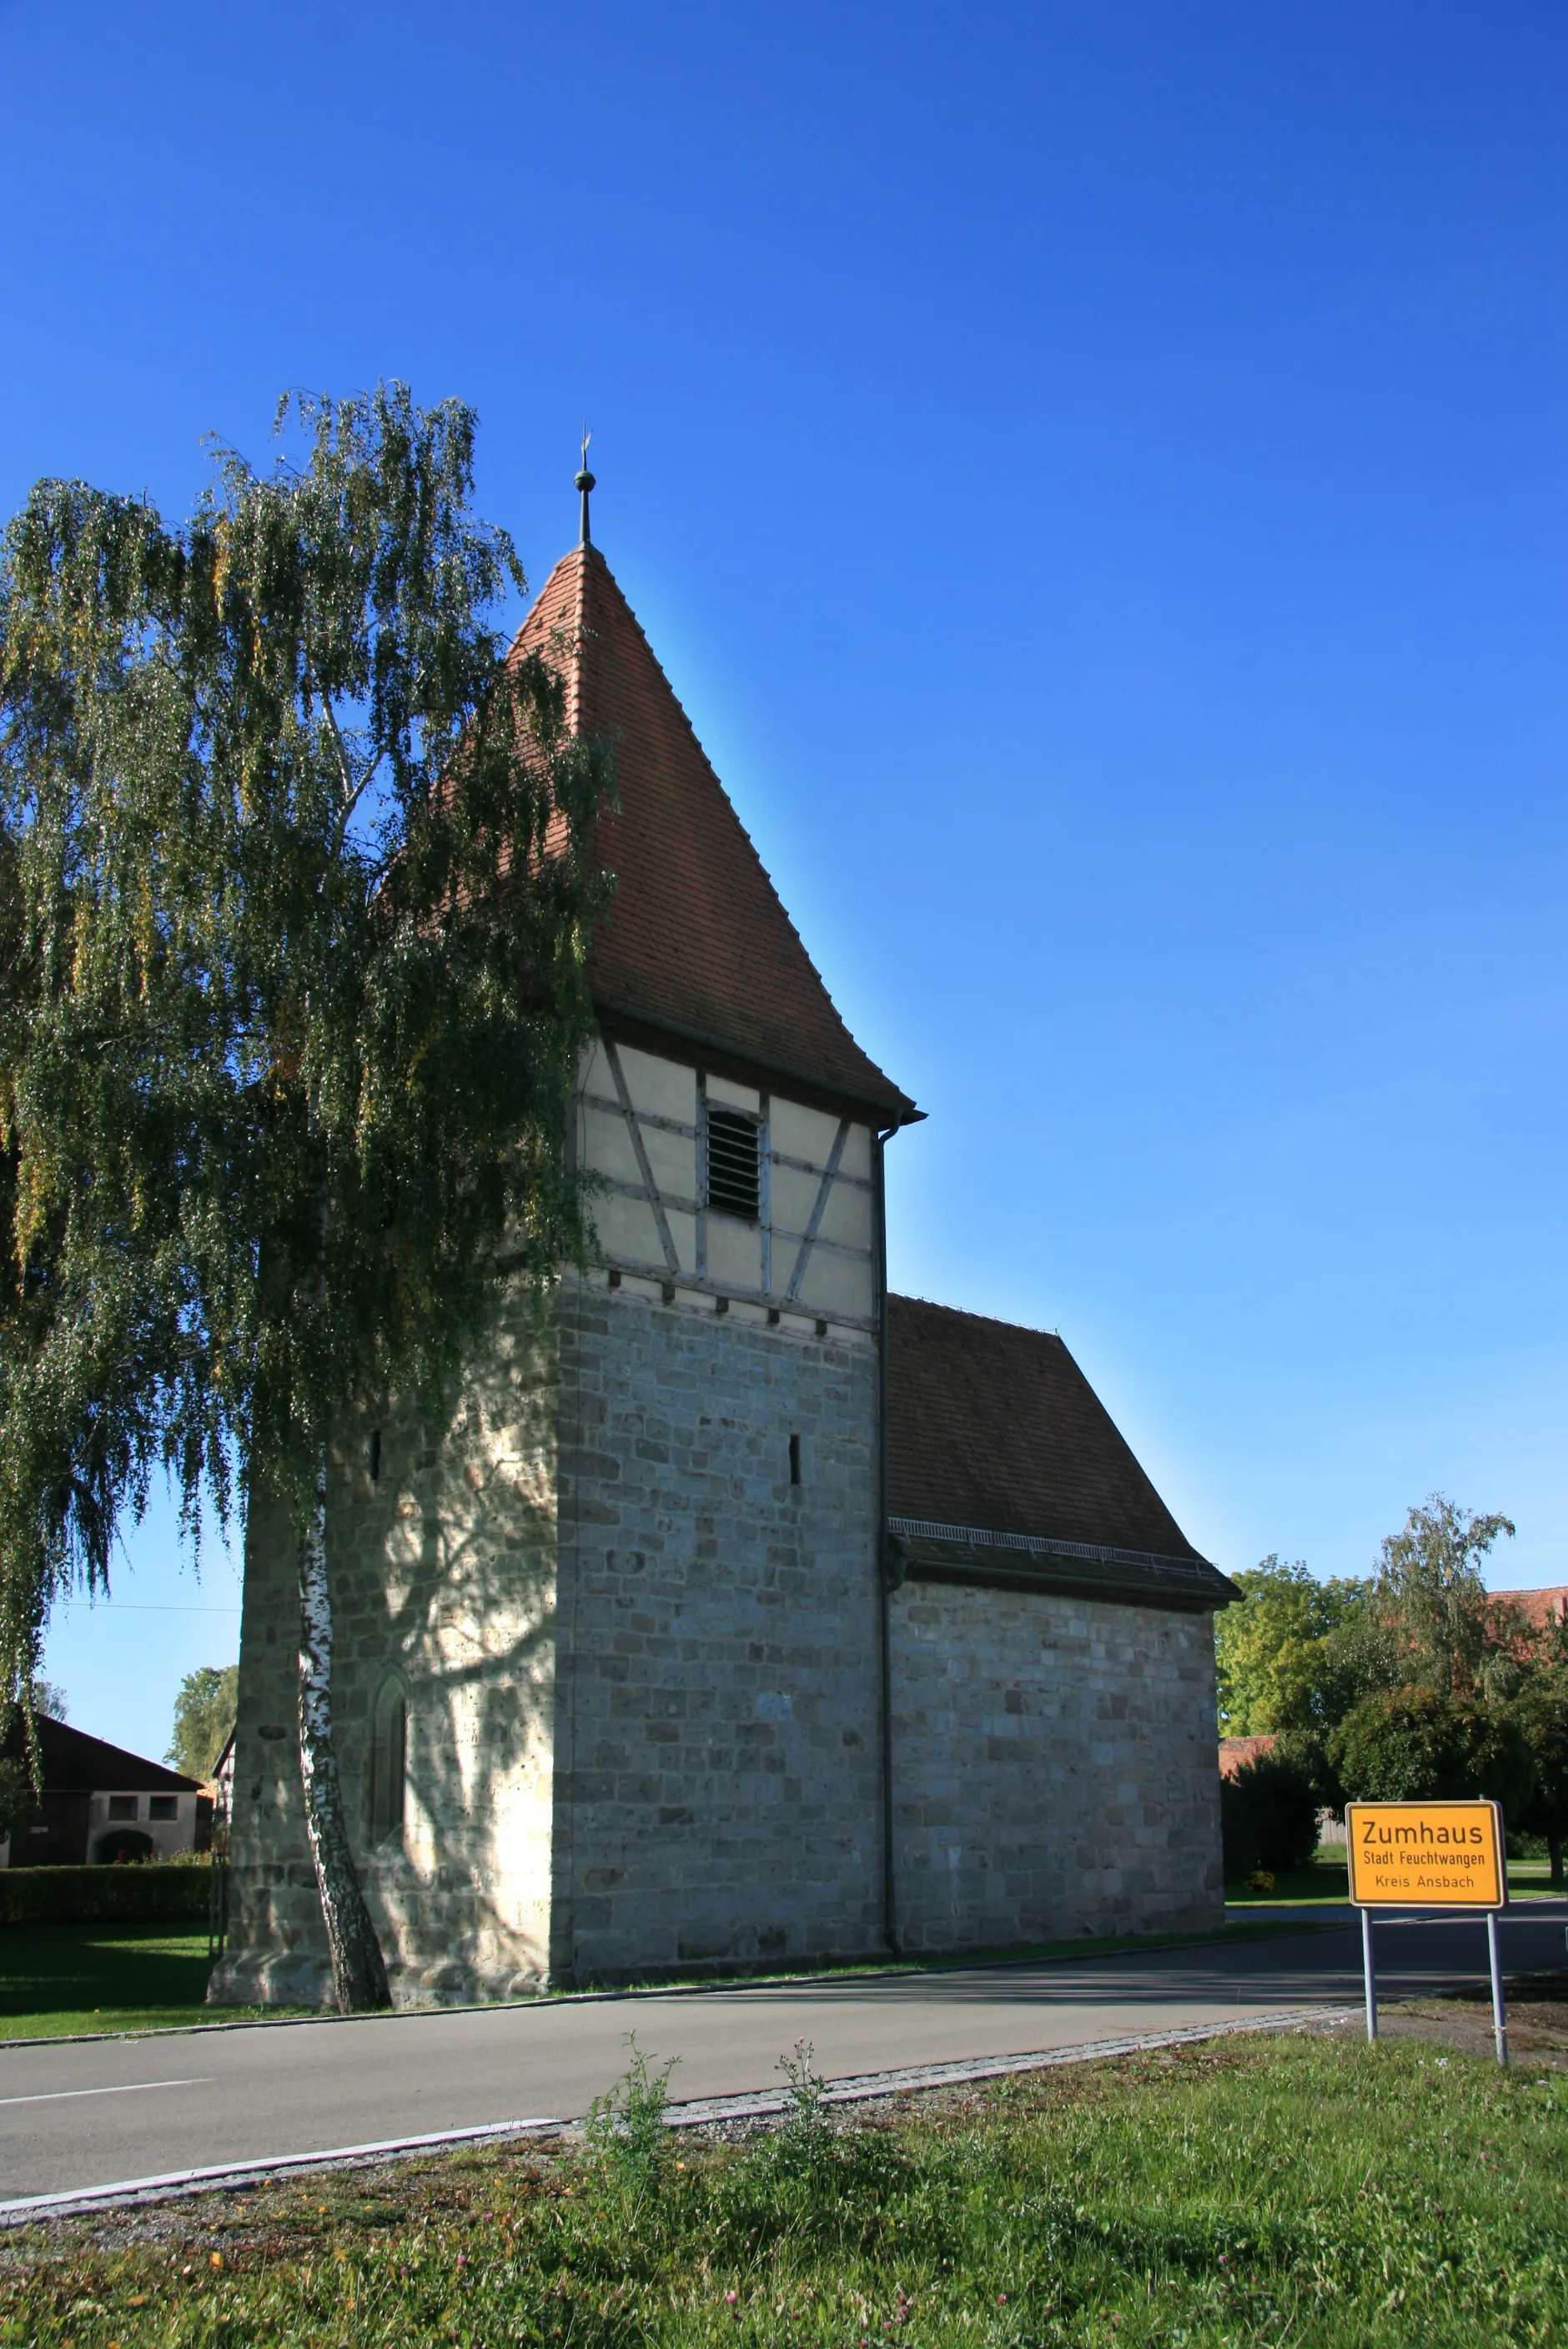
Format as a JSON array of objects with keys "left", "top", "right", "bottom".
[{"left": 4, "top": 1, "right": 1565, "bottom": 1760}]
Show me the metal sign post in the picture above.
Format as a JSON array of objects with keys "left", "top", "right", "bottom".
[
  {"left": 1345, "top": 1799, "right": 1508, "bottom": 2066},
  {"left": 1486, "top": 1911, "right": 1509, "bottom": 2067}
]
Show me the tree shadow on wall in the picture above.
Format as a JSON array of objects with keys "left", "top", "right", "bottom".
[{"left": 333, "top": 1285, "right": 563, "bottom": 2003}]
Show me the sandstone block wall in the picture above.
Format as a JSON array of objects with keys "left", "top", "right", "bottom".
[
  {"left": 888, "top": 1582, "right": 1224, "bottom": 1952},
  {"left": 212, "top": 1289, "right": 560, "bottom": 2009},
  {"left": 550, "top": 1275, "right": 885, "bottom": 1982},
  {"left": 214, "top": 1265, "right": 1226, "bottom": 2006}
]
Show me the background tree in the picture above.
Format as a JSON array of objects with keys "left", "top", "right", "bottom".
[
  {"left": 0, "top": 386, "right": 612, "bottom": 2009},
  {"left": 1219, "top": 1748, "right": 1320, "bottom": 1879},
  {"left": 1510, "top": 1684, "right": 1568, "bottom": 1887},
  {"left": 167, "top": 1662, "right": 239, "bottom": 1780},
  {"left": 1328, "top": 1684, "right": 1535, "bottom": 1818},
  {"left": 1214, "top": 1556, "right": 1375, "bottom": 1733},
  {"left": 1375, "top": 1494, "right": 1519, "bottom": 1698}
]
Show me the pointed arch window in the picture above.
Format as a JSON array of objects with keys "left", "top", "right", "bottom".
[{"left": 369, "top": 1676, "right": 407, "bottom": 1845}]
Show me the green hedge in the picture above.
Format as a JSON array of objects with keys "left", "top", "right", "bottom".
[{"left": 0, "top": 1864, "right": 214, "bottom": 1928}]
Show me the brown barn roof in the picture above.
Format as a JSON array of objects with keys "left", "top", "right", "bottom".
[
  {"left": 887, "top": 1295, "right": 1233, "bottom": 1607},
  {"left": 0, "top": 1713, "right": 200, "bottom": 1795},
  {"left": 513, "top": 541, "right": 916, "bottom": 1124}
]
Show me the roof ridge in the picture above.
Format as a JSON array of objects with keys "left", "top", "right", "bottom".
[
  {"left": 570, "top": 542, "right": 588, "bottom": 737},
  {"left": 890, "top": 1292, "right": 1066, "bottom": 1344},
  {"left": 575, "top": 552, "right": 880, "bottom": 1057},
  {"left": 513, "top": 539, "right": 916, "bottom": 1119}
]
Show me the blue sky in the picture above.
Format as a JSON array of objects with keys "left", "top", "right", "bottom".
[{"left": 5, "top": 1, "right": 1565, "bottom": 1758}]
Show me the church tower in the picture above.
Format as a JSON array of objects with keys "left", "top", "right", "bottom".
[
  {"left": 215, "top": 485, "right": 921, "bottom": 2004},
  {"left": 216, "top": 477, "right": 1234, "bottom": 2011}
]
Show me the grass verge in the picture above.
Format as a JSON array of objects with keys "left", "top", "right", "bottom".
[
  {"left": 4, "top": 2031, "right": 1565, "bottom": 2345},
  {"left": 0, "top": 1929, "right": 303, "bottom": 2041},
  {"left": 0, "top": 1919, "right": 1333, "bottom": 2045},
  {"left": 1226, "top": 1854, "right": 1567, "bottom": 1906}
]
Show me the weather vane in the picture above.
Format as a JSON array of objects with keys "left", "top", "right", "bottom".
[{"left": 575, "top": 426, "right": 596, "bottom": 546}]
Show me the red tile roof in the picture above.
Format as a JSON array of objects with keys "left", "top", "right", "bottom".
[
  {"left": 1505, "top": 1586, "right": 1568, "bottom": 1629},
  {"left": 0, "top": 1713, "right": 201, "bottom": 1794},
  {"left": 514, "top": 544, "right": 916, "bottom": 1122},
  {"left": 887, "top": 1295, "right": 1213, "bottom": 1565}
]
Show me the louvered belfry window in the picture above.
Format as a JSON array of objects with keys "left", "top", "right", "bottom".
[{"left": 706, "top": 1104, "right": 761, "bottom": 1220}]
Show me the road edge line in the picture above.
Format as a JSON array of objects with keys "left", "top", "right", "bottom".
[{"left": 0, "top": 2006, "right": 1356, "bottom": 2226}]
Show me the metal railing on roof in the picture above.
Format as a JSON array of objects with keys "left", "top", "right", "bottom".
[{"left": 887, "top": 1515, "right": 1217, "bottom": 1579}]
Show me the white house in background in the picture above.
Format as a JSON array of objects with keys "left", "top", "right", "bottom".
[{"left": 0, "top": 1715, "right": 208, "bottom": 1867}]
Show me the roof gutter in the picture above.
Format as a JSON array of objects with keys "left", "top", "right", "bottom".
[
  {"left": 888, "top": 1517, "right": 1242, "bottom": 1615},
  {"left": 874, "top": 1121, "right": 900, "bottom": 1958}
]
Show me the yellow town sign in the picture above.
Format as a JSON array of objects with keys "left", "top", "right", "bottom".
[{"left": 1346, "top": 1799, "right": 1505, "bottom": 1910}]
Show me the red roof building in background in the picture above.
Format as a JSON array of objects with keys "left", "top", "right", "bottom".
[
  {"left": 0, "top": 1714, "right": 206, "bottom": 1869},
  {"left": 1508, "top": 1587, "right": 1568, "bottom": 1630}
]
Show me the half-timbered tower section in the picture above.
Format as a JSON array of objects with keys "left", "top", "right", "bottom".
[{"left": 214, "top": 500, "right": 1231, "bottom": 2011}]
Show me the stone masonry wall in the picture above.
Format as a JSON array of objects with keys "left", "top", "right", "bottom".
[
  {"left": 214, "top": 1262, "right": 1224, "bottom": 2004},
  {"left": 889, "top": 1582, "right": 1224, "bottom": 1952},
  {"left": 212, "top": 1286, "right": 560, "bottom": 2009},
  {"left": 550, "top": 1275, "right": 886, "bottom": 1982}
]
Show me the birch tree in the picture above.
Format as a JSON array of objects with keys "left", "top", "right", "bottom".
[{"left": 0, "top": 387, "right": 611, "bottom": 2007}]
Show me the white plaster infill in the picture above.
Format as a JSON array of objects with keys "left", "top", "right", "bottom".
[{"left": 0, "top": 2009, "right": 1356, "bottom": 2227}]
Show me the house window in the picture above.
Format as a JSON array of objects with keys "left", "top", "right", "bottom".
[
  {"left": 369, "top": 1677, "right": 407, "bottom": 1844},
  {"left": 148, "top": 1796, "right": 178, "bottom": 1821},
  {"left": 706, "top": 1105, "right": 760, "bottom": 1220},
  {"left": 108, "top": 1795, "right": 138, "bottom": 1820}
]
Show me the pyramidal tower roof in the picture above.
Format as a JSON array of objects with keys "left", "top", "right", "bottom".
[{"left": 512, "top": 529, "right": 917, "bottom": 1124}]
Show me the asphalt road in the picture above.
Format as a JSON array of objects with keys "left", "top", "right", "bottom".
[{"left": 4, "top": 1904, "right": 1565, "bottom": 2209}]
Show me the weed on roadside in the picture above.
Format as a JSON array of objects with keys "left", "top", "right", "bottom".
[{"left": 3, "top": 2034, "right": 1565, "bottom": 2345}]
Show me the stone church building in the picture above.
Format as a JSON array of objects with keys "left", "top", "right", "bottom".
[{"left": 214, "top": 492, "right": 1237, "bottom": 2009}]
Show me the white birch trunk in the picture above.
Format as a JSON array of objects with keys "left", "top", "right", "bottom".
[{"left": 297, "top": 1447, "right": 391, "bottom": 2012}]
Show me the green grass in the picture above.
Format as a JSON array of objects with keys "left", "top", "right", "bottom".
[
  {"left": 0, "top": 1926, "right": 299, "bottom": 2040},
  {"left": 5, "top": 2034, "right": 1565, "bottom": 2345},
  {"left": 1225, "top": 1851, "right": 1352, "bottom": 1904},
  {"left": 1227, "top": 1849, "right": 1568, "bottom": 1907},
  {"left": 0, "top": 1919, "right": 1329, "bottom": 2044},
  {"left": 1505, "top": 1859, "right": 1568, "bottom": 1899}
]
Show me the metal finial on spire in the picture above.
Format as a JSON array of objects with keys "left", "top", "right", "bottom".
[{"left": 575, "top": 426, "right": 596, "bottom": 546}]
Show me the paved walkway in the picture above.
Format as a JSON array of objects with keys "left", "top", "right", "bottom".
[{"left": 4, "top": 1905, "right": 1565, "bottom": 2211}]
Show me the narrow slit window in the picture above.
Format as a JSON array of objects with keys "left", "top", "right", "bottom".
[
  {"left": 369, "top": 1678, "right": 407, "bottom": 1844},
  {"left": 789, "top": 1433, "right": 802, "bottom": 1485},
  {"left": 706, "top": 1106, "right": 761, "bottom": 1220}
]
